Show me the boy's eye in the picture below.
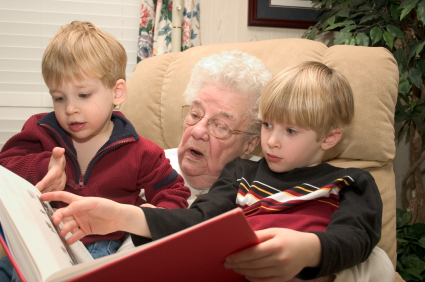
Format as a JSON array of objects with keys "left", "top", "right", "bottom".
[
  {"left": 287, "top": 128, "right": 297, "bottom": 135},
  {"left": 262, "top": 122, "right": 272, "bottom": 129},
  {"left": 52, "top": 97, "right": 64, "bottom": 102},
  {"left": 79, "top": 94, "right": 91, "bottom": 99}
]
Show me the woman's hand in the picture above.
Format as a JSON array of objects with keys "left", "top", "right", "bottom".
[
  {"left": 40, "top": 191, "right": 151, "bottom": 245},
  {"left": 224, "top": 228, "right": 322, "bottom": 282}
]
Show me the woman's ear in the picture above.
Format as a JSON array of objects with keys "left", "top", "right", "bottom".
[
  {"left": 113, "top": 79, "right": 127, "bottom": 106},
  {"left": 244, "top": 135, "right": 260, "bottom": 155},
  {"left": 321, "top": 128, "right": 342, "bottom": 151}
]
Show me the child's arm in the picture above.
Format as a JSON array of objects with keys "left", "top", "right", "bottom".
[
  {"left": 224, "top": 169, "right": 382, "bottom": 281},
  {"left": 136, "top": 141, "right": 190, "bottom": 209},
  {"left": 40, "top": 191, "right": 152, "bottom": 245},
  {"left": 35, "top": 147, "right": 67, "bottom": 193},
  {"left": 0, "top": 114, "right": 52, "bottom": 184}
]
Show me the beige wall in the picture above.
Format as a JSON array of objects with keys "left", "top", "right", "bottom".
[{"left": 199, "top": 0, "right": 424, "bottom": 209}]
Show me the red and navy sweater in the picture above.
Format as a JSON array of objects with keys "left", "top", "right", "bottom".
[
  {"left": 0, "top": 111, "right": 190, "bottom": 245},
  {"left": 134, "top": 157, "right": 382, "bottom": 279}
]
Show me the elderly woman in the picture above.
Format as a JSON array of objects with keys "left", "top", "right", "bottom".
[
  {"left": 37, "top": 51, "right": 393, "bottom": 282},
  {"left": 165, "top": 50, "right": 267, "bottom": 205}
]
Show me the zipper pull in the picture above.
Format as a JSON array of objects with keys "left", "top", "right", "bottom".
[{"left": 78, "top": 174, "right": 84, "bottom": 190}]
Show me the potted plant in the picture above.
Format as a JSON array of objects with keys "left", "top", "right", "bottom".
[
  {"left": 303, "top": 0, "right": 424, "bottom": 221},
  {"left": 397, "top": 208, "right": 425, "bottom": 280}
]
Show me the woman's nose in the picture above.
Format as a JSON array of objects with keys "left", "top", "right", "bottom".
[{"left": 190, "top": 117, "right": 210, "bottom": 141}]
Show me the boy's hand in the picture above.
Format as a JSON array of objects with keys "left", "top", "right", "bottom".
[
  {"left": 36, "top": 147, "right": 66, "bottom": 193},
  {"left": 40, "top": 192, "right": 125, "bottom": 245},
  {"left": 224, "top": 228, "right": 322, "bottom": 282},
  {"left": 140, "top": 203, "right": 157, "bottom": 208},
  {"left": 40, "top": 191, "right": 152, "bottom": 245},
  {"left": 139, "top": 203, "right": 165, "bottom": 209}
]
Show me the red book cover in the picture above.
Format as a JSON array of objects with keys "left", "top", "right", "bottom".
[{"left": 4, "top": 208, "right": 259, "bottom": 282}]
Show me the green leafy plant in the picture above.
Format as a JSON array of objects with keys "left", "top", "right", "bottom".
[
  {"left": 397, "top": 208, "right": 425, "bottom": 281},
  {"left": 303, "top": 0, "right": 425, "bottom": 223}
]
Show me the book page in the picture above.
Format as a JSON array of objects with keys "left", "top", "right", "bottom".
[{"left": 0, "top": 166, "right": 90, "bottom": 282}]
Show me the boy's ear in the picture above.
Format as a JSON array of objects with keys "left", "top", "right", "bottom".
[
  {"left": 321, "top": 128, "right": 342, "bottom": 151},
  {"left": 113, "top": 79, "right": 127, "bottom": 106},
  {"left": 243, "top": 135, "right": 260, "bottom": 155}
]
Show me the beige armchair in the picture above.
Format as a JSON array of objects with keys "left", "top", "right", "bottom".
[{"left": 121, "top": 38, "right": 402, "bottom": 281}]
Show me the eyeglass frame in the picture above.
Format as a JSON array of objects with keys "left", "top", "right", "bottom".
[{"left": 181, "top": 105, "right": 258, "bottom": 139}]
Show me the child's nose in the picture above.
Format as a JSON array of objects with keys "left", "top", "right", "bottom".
[
  {"left": 267, "top": 133, "right": 281, "bottom": 148},
  {"left": 65, "top": 101, "right": 78, "bottom": 115}
]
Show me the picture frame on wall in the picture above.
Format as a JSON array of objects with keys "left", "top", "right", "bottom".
[{"left": 248, "top": 0, "right": 321, "bottom": 29}]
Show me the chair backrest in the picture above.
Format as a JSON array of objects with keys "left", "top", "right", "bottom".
[{"left": 120, "top": 38, "right": 399, "bottom": 272}]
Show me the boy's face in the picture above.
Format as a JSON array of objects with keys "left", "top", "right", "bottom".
[
  {"left": 260, "top": 121, "right": 326, "bottom": 173},
  {"left": 49, "top": 77, "right": 116, "bottom": 143}
]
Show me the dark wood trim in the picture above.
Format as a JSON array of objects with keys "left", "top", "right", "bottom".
[{"left": 248, "top": 0, "right": 318, "bottom": 29}]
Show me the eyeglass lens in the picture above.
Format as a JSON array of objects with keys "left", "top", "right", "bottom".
[{"left": 181, "top": 105, "right": 231, "bottom": 139}]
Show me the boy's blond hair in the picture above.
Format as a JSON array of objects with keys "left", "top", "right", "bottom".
[
  {"left": 42, "top": 21, "right": 127, "bottom": 89},
  {"left": 259, "top": 61, "right": 354, "bottom": 141}
]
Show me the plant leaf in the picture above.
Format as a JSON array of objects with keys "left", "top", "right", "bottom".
[
  {"left": 336, "top": 8, "right": 350, "bottom": 18},
  {"left": 397, "top": 208, "right": 412, "bottom": 226},
  {"left": 405, "top": 267, "right": 425, "bottom": 280},
  {"left": 418, "top": 237, "right": 425, "bottom": 249},
  {"left": 359, "top": 14, "right": 379, "bottom": 24},
  {"left": 412, "top": 113, "right": 425, "bottom": 135},
  {"left": 325, "top": 23, "right": 345, "bottom": 31},
  {"left": 379, "top": 10, "right": 392, "bottom": 23},
  {"left": 408, "top": 42, "right": 422, "bottom": 64},
  {"left": 355, "top": 32, "right": 370, "bottom": 46},
  {"left": 400, "top": 1, "right": 419, "bottom": 20},
  {"left": 422, "top": 104, "right": 425, "bottom": 118},
  {"left": 395, "top": 100, "right": 409, "bottom": 123},
  {"left": 416, "top": 41, "right": 425, "bottom": 56},
  {"left": 394, "top": 48, "right": 408, "bottom": 75},
  {"left": 417, "top": 58, "right": 425, "bottom": 74},
  {"left": 387, "top": 25, "right": 405, "bottom": 39},
  {"left": 328, "top": 15, "right": 336, "bottom": 25},
  {"left": 370, "top": 27, "right": 383, "bottom": 45},
  {"left": 398, "top": 0, "right": 419, "bottom": 10},
  {"left": 391, "top": 3, "right": 401, "bottom": 19},
  {"left": 409, "top": 68, "right": 423, "bottom": 88},
  {"left": 399, "top": 76, "right": 410, "bottom": 96},
  {"left": 308, "top": 27, "right": 318, "bottom": 40},
  {"left": 417, "top": 1, "right": 425, "bottom": 25},
  {"left": 334, "top": 31, "right": 352, "bottom": 45},
  {"left": 383, "top": 31, "right": 394, "bottom": 49},
  {"left": 398, "top": 237, "right": 409, "bottom": 244},
  {"left": 340, "top": 24, "right": 357, "bottom": 32},
  {"left": 410, "top": 223, "right": 425, "bottom": 237}
]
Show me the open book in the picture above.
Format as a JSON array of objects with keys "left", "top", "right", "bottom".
[{"left": 0, "top": 165, "right": 260, "bottom": 282}]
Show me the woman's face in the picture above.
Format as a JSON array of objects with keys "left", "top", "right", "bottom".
[{"left": 177, "top": 84, "right": 254, "bottom": 189}]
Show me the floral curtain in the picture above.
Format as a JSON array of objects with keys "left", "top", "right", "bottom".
[{"left": 137, "top": 0, "right": 200, "bottom": 63}]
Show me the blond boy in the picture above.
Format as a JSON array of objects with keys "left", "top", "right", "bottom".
[{"left": 0, "top": 21, "right": 190, "bottom": 260}]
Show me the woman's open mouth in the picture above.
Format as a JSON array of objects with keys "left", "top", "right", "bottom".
[{"left": 190, "top": 149, "right": 204, "bottom": 157}]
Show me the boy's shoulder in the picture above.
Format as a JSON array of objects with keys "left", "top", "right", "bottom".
[
  {"left": 111, "top": 112, "right": 167, "bottom": 155},
  {"left": 28, "top": 112, "right": 51, "bottom": 122}
]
